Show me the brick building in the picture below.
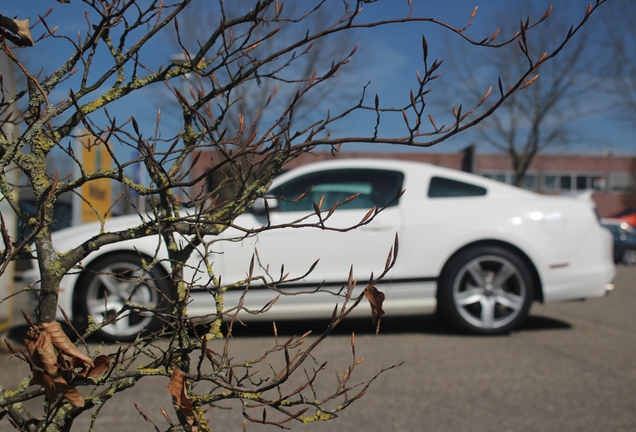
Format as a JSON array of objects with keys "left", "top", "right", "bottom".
[{"left": 190, "top": 149, "right": 636, "bottom": 218}]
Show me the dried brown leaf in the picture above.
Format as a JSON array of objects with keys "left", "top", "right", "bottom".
[
  {"left": 0, "top": 16, "right": 34, "bottom": 47},
  {"left": 41, "top": 321, "right": 94, "bottom": 367},
  {"left": 31, "top": 373, "right": 57, "bottom": 402},
  {"left": 57, "top": 383, "right": 85, "bottom": 408},
  {"left": 24, "top": 326, "right": 39, "bottom": 359},
  {"left": 35, "top": 332, "right": 59, "bottom": 378},
  {"left": 364, "top": 285, "right": 385, "bottom": 334},
  {"left": 80, "top": 354, "right": 113, "bottom": 377},
  {"left": 168, "top": 368, "right": 196, "bottom": 428},
  {"left": 24, "top": 325, "right": 86, "bottom": 407}
]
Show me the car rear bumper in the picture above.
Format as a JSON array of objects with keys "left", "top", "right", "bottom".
[{"left": 542, "top": 225, "right": 616, "bottom": 303}]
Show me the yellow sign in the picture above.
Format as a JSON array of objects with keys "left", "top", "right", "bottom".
[{"left": 80, "top": 132, "right": 112, "bottom": 223}]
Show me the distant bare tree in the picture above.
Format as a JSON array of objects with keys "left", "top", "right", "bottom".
[
  {"left": 162, "top": 0, "right": 362, "bottom": 200},
  {"left": 440, "top": 1, "right": 600, "bottom": 187},
  {"left": 604, "top": 0, "right": 636, "bottom": 127},
  {"left": 0, "top": 0, "right": 606, "bottom": 430},
  {"left": 600, "top": 1, "right": 636, "bottom": 215}
]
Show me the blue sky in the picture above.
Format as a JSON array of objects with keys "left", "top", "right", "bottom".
[{"left": 3, "top": 0, "right": 633, "bottom": 157}]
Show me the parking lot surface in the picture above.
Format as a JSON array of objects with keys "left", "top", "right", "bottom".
[{"left": 2, "top": 266, "right": 635, "bottom": 431}]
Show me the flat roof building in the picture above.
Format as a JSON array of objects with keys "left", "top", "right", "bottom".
[{"left": 190, "top": 149, "right": 636, "bottom": 218}]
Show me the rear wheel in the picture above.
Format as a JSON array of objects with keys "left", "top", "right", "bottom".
[
  {"left": 438, "top": 246, "right": 535, "bottom": 334},
  {"left": 75, "top": 253, "right": 171, "bottom": 342}
]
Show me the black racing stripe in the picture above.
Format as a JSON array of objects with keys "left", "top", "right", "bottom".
[{"left": 191, "top": 276, "right": 438, "bottom": 292}]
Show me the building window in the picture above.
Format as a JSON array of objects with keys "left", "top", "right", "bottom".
[
  {"left": 524, "top": 174, "right": 537, "bottom": 190},
  {"left": 482, "top": 172, "right": 508, "bottom": 183},
  {"left": 576, "top": 175, "right": 587, "bottom": 190},
  {"left": 560, "top": 175, "right": 572, "bottom": 191},
  {"left": 579, "top": 174, "right": 606, "bottom": 191},
  {"left": 544, "top": 175, "right": 557, "bottom": 191},
  {"left": 511, "top": 174, "right": 537, "bottom": 190},
  {"left": 591, "top": 176, "right": 606, "bottom": 191},
  {"left": 543, "top": 174, "right": 573, "bottom": 192},
  {"left": 608, "top": 173, "right": 635, "bottom": 192},
  {"left": 494, "top": 173, "right": 507, "bottom": 183},
  {"left": 543, "top": 173, "right": 607, "bottom": 192}
]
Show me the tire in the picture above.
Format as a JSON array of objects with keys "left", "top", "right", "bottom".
[
  {"left": 75, "top": 253, "right": 171, "bottom": 342},
  {"left": 437, "top": 246, "right": 535, "bottom": 335},
  {"left": 621, "top": 249, "right": 636, "bottom": 266}
]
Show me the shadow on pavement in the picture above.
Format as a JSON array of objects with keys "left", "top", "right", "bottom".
[
  {"left": 518, "top": 314, "right": 572, "bottom": 331},
  {"left": 3, "top": 313, "right": 572, "bottom": 348},
  {"left": 209, "top": 312, "right": 572, "bottom": 339},
  {"left": 219, "top": 314, "right": 453, "bottom": 338}
]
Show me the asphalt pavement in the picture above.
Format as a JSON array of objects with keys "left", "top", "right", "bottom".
[{"left": 1, "top": 266, "right": 635, "bottom": 431}]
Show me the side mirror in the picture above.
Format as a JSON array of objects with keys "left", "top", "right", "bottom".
[{"left": 251, "top": 196, "right": 280, "bottom": 215}]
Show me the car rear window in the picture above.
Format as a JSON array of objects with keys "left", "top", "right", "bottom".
[{"left": 428, "top": 176, "right": 487, "bottom": 198}]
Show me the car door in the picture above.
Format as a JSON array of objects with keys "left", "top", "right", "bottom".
[
  {"left": 218, "top": 167, "right": 405, "bottom": 314},
  {"left": 395, "top": 174, "right": 490, "bottom": 281}
]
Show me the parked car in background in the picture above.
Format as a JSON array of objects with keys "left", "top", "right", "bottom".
[
  {"left": 23, "top": 159, "right": 616, "bottom": 341},
  {"left": 601, "top": 218, "right": 636, "bottom": 265}
]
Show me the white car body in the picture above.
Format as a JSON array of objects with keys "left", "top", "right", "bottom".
[{"left": 26, "top": 159, "right": 616, "bottom": 339}]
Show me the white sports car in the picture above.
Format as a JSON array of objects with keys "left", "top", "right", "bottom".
[{"left": 24, "top": 159, "right": 616, "bottom": 341}]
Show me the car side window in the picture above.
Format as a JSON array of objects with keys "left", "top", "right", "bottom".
[
  {"left": 428, "top": 176, "right": 487, "bottom": 198},
  {"left": 270, "top": 169, "right": 404, "bottom": 212}
]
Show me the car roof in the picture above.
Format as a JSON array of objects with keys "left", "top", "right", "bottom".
[
  {"left": 273, "top": 158, "right": 463, "bottom": 182},
  {"left": 272, "top": 158, "right": 537, "bottom": 198}
]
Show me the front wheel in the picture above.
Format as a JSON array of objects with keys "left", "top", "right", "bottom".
[
  {"left": 75, "top": 253, "right": 171, "bottom": 342},
  {"left": 437, "top": 246, "right": 535, "bottom": 335}
]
